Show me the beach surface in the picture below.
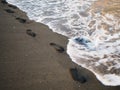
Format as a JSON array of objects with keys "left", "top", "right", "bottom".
[{"left": 0, "top": 1, "right": 120, "bottom": 90}]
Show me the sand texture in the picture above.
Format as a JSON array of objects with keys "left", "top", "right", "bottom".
[{"left": 0, "top": 1, "right": 120, "bottom": 90}]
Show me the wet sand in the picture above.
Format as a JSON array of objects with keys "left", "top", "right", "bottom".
[
  {"left": 0, "top": 1, "right": 120, "bottom": 90},
  {"left": 92, "top": 0, "right": 120, "bottom": 17}
]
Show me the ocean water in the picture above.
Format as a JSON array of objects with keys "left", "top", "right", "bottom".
[{"left": 6, "top": 0, "right": 120, "bottom": 86}]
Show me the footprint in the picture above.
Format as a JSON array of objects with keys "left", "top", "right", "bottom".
[
  {"left": 26, "top": 29, "right": 36, "bottom": 37},
  {"left": 8, "top": 4, "right": 17, "bottom": 9},
  {"left": 69, "top": 68, "right": 87, "bottom": 83},
  {"left": 4, "top": 9, "right": 15, "bottom": 13},
  {"left": 1, "top": 0, "right": 8, "bottom": 4},
  {"left": 49, "top": 43, "right": 65, "bottom": 53},
  {"left": 16, "top": 17, "right": 27, "bottom": 23}
]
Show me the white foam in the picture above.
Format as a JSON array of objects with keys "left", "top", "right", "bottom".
[
  {"left": 67, "top": 39, "right": 120, "bottom": 86},
  {"left": 96, "top": 74, "right": 120, "bottom": 86},
  {"left": 6, "top": 0, "right": 120, "bottom": 86}
]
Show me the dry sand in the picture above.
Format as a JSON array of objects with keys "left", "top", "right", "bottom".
[{"left": 0, "top": 1, "right": 120, "bottom": 90}]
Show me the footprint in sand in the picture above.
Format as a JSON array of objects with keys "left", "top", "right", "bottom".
[
  {"left": 69, "top": 68, "right": 87, "bottom": 83},
  {"left": 8, "top": 4, "right": 17, "bottom": 9},
  {"left": 4, "top": 9, "right": 15, "bottom": 13},
  {"left": 49, "top": 43, "right": 65, "bottom": 53},
  {"left": 26, "top": 29, "right": 36, "bottom": 37},
  {"left": 15, "top": 17, "right": 27, "bottom": 23},
  {"left": 1, "top": 0, "right": 8, "bottom": 4}
]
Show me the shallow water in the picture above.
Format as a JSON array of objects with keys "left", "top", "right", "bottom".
[{"left": 6, "top": 0, "right": 120, "bottom": 86}]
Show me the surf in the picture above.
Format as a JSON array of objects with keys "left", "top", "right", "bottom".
[{"left": 6, "top": 0, "right": 120, "bottom": 86}]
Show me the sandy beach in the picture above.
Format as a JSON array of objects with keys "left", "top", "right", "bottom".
[{"left": 0, "top": 1, "right": 120, "bottom": 90}]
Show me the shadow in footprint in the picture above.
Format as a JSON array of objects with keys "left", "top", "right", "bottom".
[
  {"left": 26, "top": 29, "right": 36, "bottom": 37},
  {"left": 4, "top": 9, "right": 15, "bottom": 13},
  {"left": 16, "top": 17, "right": 27, "bottom": 23},
  {"left": 69, "top": 68, "right": 87, "bottom": 83},
  {"left": 8, "top": 4, "right": 17, "bottom": 9},
  {"left": 49, "top": 43, "right": 65, "bottom": 53},
  {"left": 1, "top": 0, "right": 8, "bottom": 4}
]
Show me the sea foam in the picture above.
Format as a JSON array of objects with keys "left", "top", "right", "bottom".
[{"left": 6, "top": 0, "right": 120, "bottom": 86}]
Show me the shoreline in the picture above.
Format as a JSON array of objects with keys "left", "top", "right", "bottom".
[{"left": 0, "top": 1, "right": 120, "bottom": 90}]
